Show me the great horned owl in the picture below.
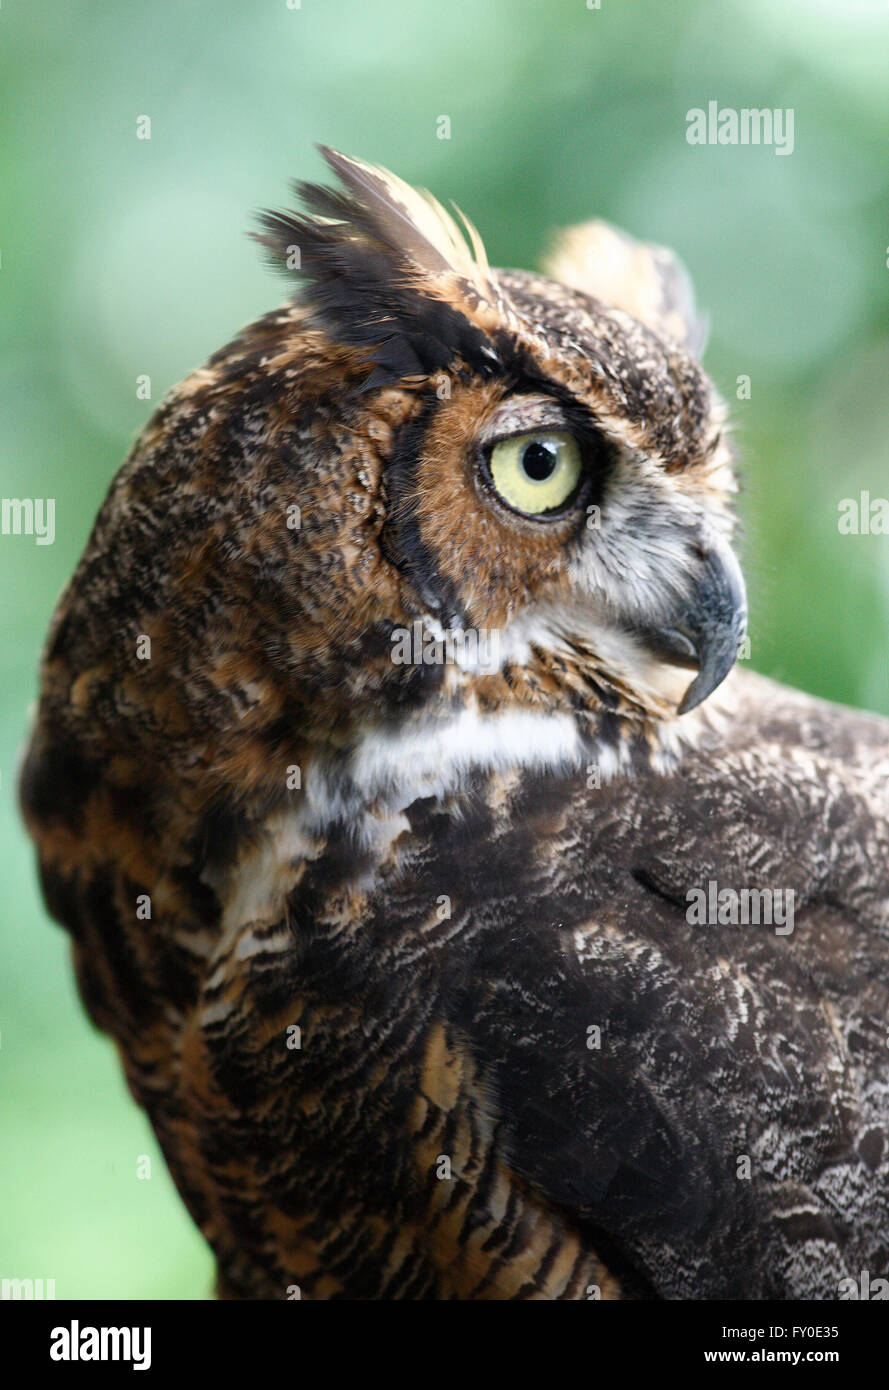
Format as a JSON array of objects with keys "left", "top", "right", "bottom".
[{"left": 21, "top": 150, "right": 889, "bottom": 1300}]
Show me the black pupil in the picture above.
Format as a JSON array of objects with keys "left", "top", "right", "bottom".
[{"left": 521, "top": 440, "right": 558, "bottom": 481}]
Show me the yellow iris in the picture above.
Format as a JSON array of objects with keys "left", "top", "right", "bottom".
[{"left": 487, "top": 431, "right": 582, "bottom": 516}]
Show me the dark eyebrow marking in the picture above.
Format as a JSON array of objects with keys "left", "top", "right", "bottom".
[{"left": 380, "top": 394, "right": 467, "bottom": 624}]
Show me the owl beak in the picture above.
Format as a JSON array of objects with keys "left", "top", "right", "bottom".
[{"left": 642, "top": 529, "right": 747, "bottom": 715}]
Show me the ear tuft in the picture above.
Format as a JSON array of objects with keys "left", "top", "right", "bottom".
[
  {"left": 254, "top": 148, "right": 507, "bottom": 387},
  {"left": 542, "top": 221, "right": 708, "bottom": 357}
]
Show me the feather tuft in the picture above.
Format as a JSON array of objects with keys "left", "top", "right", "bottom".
[{"left": 253, "top": 147, "right": 510, "bottom": 388}]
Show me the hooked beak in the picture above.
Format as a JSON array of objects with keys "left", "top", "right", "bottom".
[{"left": 641, "top": 528, "right": 747, "bottom": 715}]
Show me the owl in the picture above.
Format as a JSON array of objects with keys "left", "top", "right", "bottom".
[{"left": 21, "top": 149, "right": 889, "bottom": 1300}]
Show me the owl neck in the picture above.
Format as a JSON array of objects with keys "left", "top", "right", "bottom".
[
  {"left": 201, "top": 695, "right": 730, "bottom": 940},
  {"left": 296, "top": 697, "right": 724, "bottom": 841}
]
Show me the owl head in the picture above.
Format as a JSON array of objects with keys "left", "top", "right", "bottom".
[
  {"left": 253, "top": 150, "right": 744, "bottom": 769},
  {"left": 26, "top": 149, "right": 746, "bottom": 835}
]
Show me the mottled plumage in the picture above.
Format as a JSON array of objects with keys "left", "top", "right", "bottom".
[{"left": 21, "top": 150, "right": 889, "bottom": 1299}]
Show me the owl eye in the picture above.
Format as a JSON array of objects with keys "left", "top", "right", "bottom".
[{"left": 485, "top": 430, "right": 583, "bottom": 518}]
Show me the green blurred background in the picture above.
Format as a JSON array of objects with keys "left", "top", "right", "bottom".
[{"left": 1, "top": 0, "right": 887, "bottom": 1298}]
